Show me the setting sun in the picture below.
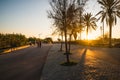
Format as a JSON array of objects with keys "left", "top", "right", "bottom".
[
  {"left": 87, "top": 34, "right": 97, "bottom": 40},
  {"left": 81, "top": 29, "right": 101, "bottom": 40},
  {"left": 88, "top": 35, "right": 95, "bottom": 40}
]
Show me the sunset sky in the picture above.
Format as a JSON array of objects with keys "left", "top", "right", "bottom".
[{"left": 0, "top": 0, "right": 120, "bottom": 40}]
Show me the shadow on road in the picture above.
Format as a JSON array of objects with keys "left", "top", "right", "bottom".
[{"left": 79, "top": 48, "right": 87, "bottom": 79}]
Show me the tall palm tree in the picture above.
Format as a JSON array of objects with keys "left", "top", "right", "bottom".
[
  {"left": 96, "top": 0, "right": 120, "bottom": 48},
  {"left": 77, "top": 0, "right": 88, "bottom": 40},
  {"left": 83, "top": 13, "right": 97, "bottom": 41}
]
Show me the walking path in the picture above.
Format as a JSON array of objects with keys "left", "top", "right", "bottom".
[{"left": 40, "top": 44, "right": 120, "bottom": 80}]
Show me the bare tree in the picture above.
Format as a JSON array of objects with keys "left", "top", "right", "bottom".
[{"left": 48, "top": 0, "right": 70, "bottom": 63}]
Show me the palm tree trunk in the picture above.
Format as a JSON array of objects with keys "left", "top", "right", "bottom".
[
  {"left": 86, "top": 27, "right": 88, "bottom": 40},
  {"left": 86, "top": 26, "right": 89, "bottom": 45},
  {"left": 109, "top": 24, "right": 112, "bottom": 48},
  {"left": 103, "top": 21, "right": 104, "bottom": 43}
]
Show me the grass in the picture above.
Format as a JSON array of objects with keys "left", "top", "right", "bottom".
[{"left": 60, "top": 61, "right": 78, "bottom": 66}]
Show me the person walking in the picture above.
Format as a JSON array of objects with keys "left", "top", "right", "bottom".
[
  {"left": 39, "top": 40, "right": 41, "bottom": 48},
  {"left": 37, "top": 40, "right": 42, "bottom": 48}
]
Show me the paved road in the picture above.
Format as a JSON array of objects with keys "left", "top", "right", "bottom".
[{"left": 0, "top": 44, "right": 52, "bottom": 80}]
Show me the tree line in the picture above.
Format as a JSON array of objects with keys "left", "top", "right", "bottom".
[
  {"left": 0, "top": 33, "right": 53, "bottom": 50},
  {"left": 0, "top": 33, "right": 27, "bottom": 50}
]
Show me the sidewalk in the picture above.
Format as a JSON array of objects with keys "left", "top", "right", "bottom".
[
  {"left": 0, "top": 45, "right": 30, "bottom": 55},
  {"left": 40, "top": 44, "right": 120, "bottom": 80}
]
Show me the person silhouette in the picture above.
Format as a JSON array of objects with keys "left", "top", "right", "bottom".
[
  {"left": 39, "top": 40, "right": 41, "bottom": 48},
  {"left": 37, "top": 40, "right": 42, "bottom": 48}
]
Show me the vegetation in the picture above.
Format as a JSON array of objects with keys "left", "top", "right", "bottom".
[
  {"left": 28, "top": 37, "right": 37, "bottom": 45},
  {"left": 49, "top": 0, "right": 120, "bottom": 49},
  {"left": 96, "top": 0, "right": 120, "bottom": 48},
  {"left": 83, "top": 13, "right": 97, "bottom": 41},
  {"left": 48, "top": 0, "right": 88, "bottom": 65},
  {"left": 43, "top": 37, "right": 53, "bottom": 43},
  {"left": 0, "top": 33, "right": 27, "bottom": 50},
  {"left": 0, "top": 33, "right": 54, "bottom": 53}
]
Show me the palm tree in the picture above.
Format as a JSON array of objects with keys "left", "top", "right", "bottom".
[
  {"left": 77, "top": 0, "right": 88, "bottom": 40},
  {"left": 96, "top": 0, "right": 120, "bottom": 48},
  {"left": 83, "top": 13, "right": 97, "bottom": 41}
]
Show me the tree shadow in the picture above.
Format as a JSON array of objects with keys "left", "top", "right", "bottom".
[
  {"left": 80, "top": 48, "right": 87, "bottom": 64},
  {"left": 79, "top": 48, "right": 87, "bottom": 79}
]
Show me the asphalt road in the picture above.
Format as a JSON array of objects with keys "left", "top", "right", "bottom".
[{"left": 0, "top": 44, "right": 52, "bottom": 80}]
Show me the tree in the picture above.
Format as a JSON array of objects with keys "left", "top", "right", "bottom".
[
  {"left": 48, "top": 0, "right": 70, "bottom": 63},
  {"left": 44, "top": 37, "right": 53, "bottom": 43},
  {"left": 52, "top": 18, "right": 64, "bottom": 51},
  {"left": 0, "top": 33, "right": 27, "bottom": 51},
  {"left": 96, "top": 0, "right": 120, "bottom": 47},
  {"left": 28, "top": 37, "right": 36, "bottom": 45},
  {"left": 48, "top": 0, "right": 80, "bottom": 64},
  {"left": 48, "top": 0, "right": 90, "bottom": 65},
  {"left": 66, "top": 2, "right": 80, "bottom": 53},
  {"left": 83, "top": 13, "right": 97, "bottom": 41}
]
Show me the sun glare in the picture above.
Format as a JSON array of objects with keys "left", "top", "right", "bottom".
[
  {"left": 87, "top": 32, "right": 100, "bottom": 40},
  {"left": 88, "top": 35, "right": 96, "bottom": 40}
]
